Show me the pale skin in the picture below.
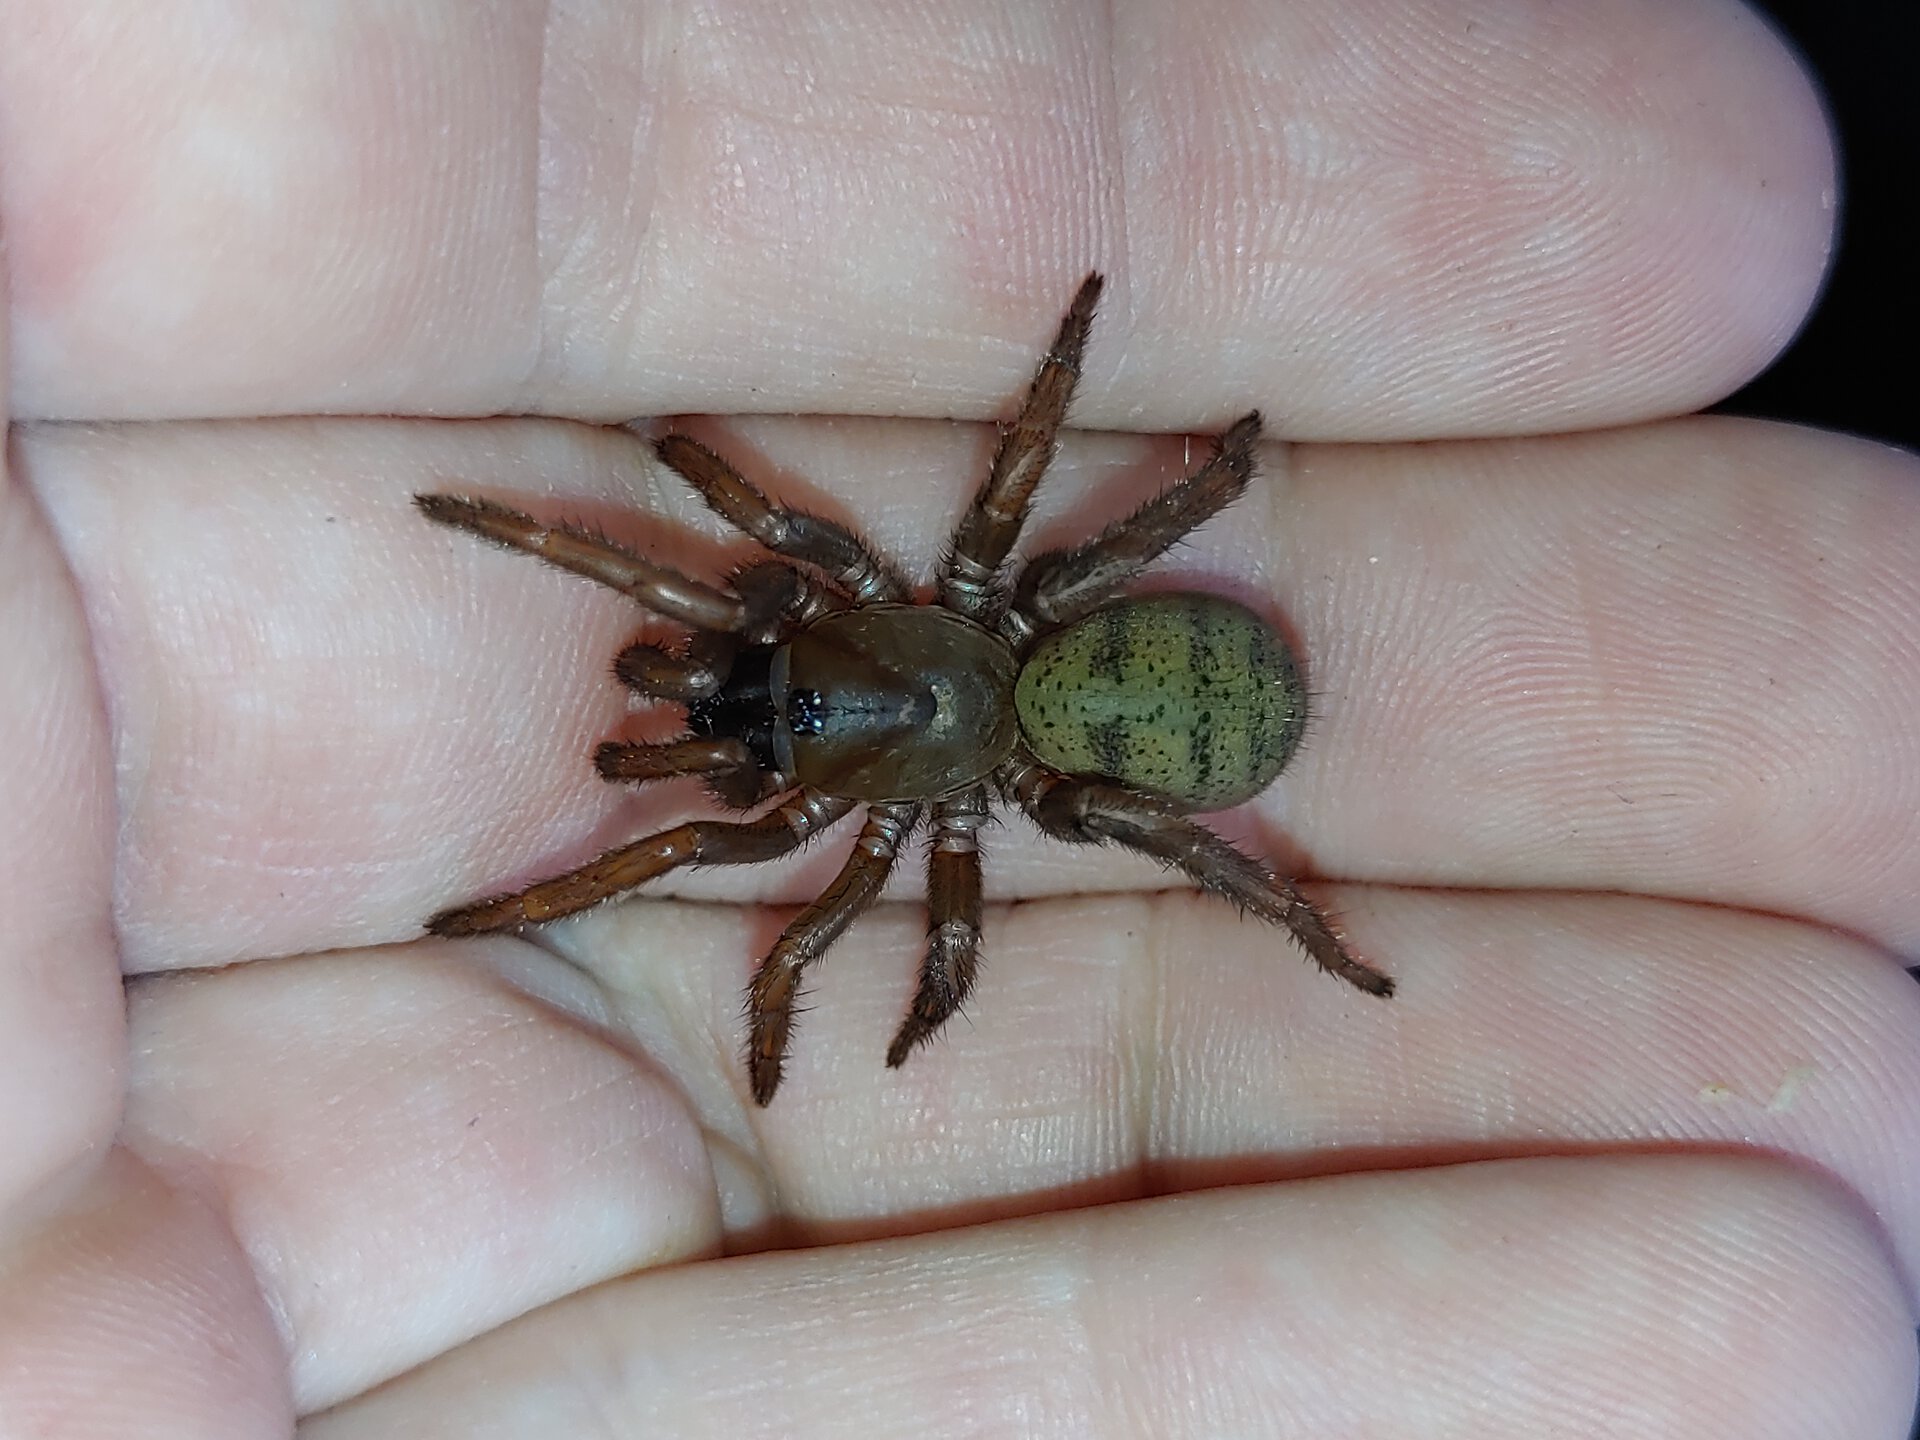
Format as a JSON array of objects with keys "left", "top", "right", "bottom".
[{"left": 2, "top": 2, "right": 1917, "bottom": 1437}]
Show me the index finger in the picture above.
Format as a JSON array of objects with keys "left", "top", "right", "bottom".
[{"left": 3, "top": 0, "right": 1830, "bottom": 435}]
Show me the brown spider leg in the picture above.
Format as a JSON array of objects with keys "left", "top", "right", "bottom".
[
  {"left": 654, "top": 435, "right": 911, "bottom": 605},
  {"left": 886, "top": 786, "right": 988, "bottom": 1069},
  {"left": 615, "top": 560, "right": 851, "bottom": 704},
  {"left": 613, "top": 632, "right": 738, "bottom": 702},
  {"left": 746, "top": 801, "right": 922, "bottom": 1105},
  {"left": 414, "top": 493, "right": 747, "bottom": 631},
  {"left": 594, "top": 735, "right": 781, "bottom": 810},
  {"left": 1008, "top": 411, "right": 1264, "bottom": 639},
  {"left": 731, "top": 559, "right": 852, "bottom": 631},
  {"left": 1000, "top": 757, "right": 1395, "bottom": 997},
  {"left": 425, "top": 789, "right": 854, "bottom": 937},
  {"left": 938, "top": 271, "right": 1105, "bottom": 618},
  {"left": 592, "top": 736, "right": 757, "bottom": 783}
]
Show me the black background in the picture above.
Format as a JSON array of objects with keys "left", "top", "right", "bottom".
[{"left": 1721, "top": 1, "right": 1915, "bottom": 451}]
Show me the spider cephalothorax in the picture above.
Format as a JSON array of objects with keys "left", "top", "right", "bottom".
[{"left": 419, "top": 274, "right": 1393, "bottom": 1104}]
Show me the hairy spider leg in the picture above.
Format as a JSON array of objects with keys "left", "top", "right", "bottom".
[
  {"left": 613, "top": 564, "right": 847, "bottom": 711},
  {"left": 593, "top": 736, "right": 779, "bottom": 809},
  {"left": 999, "top": 758, "right": 1395, "bottom": 998},
  {"left": 655, "top": 434, "right": 910, "bottom": 605},
  {"left": 613, "top": 630, "right": 740, "bottom": 702},
  {"left": 414, "top": 493, "right": 749, "bottom": 632},
  {"left": 593, "top": 736, "right": 759, "bottom": 783},
  {"left": 424, "top": 789, "right": 854, "bottom": 936},
  {"left": 886, "top": 785, "right": 989, "bottom": 1068},
  {"left": 938, "top": 270, "right": 1105, "bottom": 619},
  {"left": 747, "top": 800, "right": 923, "bottom": 1104},
  {"left": 1010, "top": 411, "right": 1264, "bottom": 636}
]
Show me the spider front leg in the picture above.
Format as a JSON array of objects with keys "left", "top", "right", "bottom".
[
  {"left": 887, "top": 786, "right": 988, "bottom": 1069},
  {"left": 747, "top": 801, "right": 922, "bottom": 1105},
  {"left": 414, "top": 493, "right": 750, "bottom": 631},
  {"left": 1010, "top": 411, "right": 1263, "bottom": 636},
  {"left": 612, "top": 631, "right": 739, "bottom": 703},
  {"left": 613, "top": 563, "right": 845, "bottom": 705},
  {"left": 1001, "top": 758, "right": 1394, "bottom": 997},
  {"left": 425, "top": 789, "right": 853, "bottom": 936},
  {"left": 939, "top": 271, "right": 1104, "bottom": 618},
  {"left": 592, "top": 736, "right": 758, "bottom": 783},
  {"left": 655, "top": 435, "right": 910, "bottom": 605},
  {"left": 593, "top": 735, "right": 782, "bottom": 810}
]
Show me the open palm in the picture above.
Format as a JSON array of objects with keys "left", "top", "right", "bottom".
[{"left": 3, "top": 4, "right": 1915, "bottom": 1437}]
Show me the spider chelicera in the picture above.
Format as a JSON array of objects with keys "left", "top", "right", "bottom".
[{"left": 418, "top": 273, "right": 1394, "bottom": 1104}]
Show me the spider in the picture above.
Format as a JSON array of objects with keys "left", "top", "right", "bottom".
[{"left": 418, "top": 273, "right": 1394, "bottom": 1105}]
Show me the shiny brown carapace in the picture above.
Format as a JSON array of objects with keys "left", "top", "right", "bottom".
[{"left": 419, "top": 274, "right": 1393, "bottom": 1104}]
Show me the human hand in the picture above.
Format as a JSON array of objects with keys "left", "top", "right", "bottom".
[{"left": 3, "top": 3, "right": 1915, "bottom": 1437}]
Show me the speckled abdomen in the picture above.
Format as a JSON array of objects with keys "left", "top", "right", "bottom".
[{"left": 1013, "top": 593, "right": 1308, "bottom": 810}]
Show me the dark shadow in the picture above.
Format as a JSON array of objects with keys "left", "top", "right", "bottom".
[{"left": 1719, "top": 1, "right": 1918, "bottom": 451}]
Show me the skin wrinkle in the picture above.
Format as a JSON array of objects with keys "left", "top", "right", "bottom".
[
  {"left": 1098, "top": 0, "right": 1129, "bottom": 319},
  {"left": 533, "top": 0, "right": 673, "bottom": 409},
  {"left": 0, "top": 434, "right": 126, "bottom": 1218},
  {"left": 1133, "top": 888, "right": 1175, "bottom": 1195},
  {"left": 526, "top": 0, "right": 559, "bottom": 397}
]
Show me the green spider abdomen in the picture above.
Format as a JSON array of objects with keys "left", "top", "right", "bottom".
[{"left": 1013, "top": 593, "right": 1308, "bottom": 811}]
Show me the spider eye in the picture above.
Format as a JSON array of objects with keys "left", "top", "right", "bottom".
[{"left": 788, "top": 689, "right": 827, "bottom": 736}]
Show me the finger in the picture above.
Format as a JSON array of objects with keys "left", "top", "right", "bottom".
[
  {"left": 1274, "top": 417, "right": 1920, "bottom": 948},
  {"left": 121, "top": 945, "right": 719, "bottom": 1412},
  {"left": 301, "top": 1157, "right": 1917, "bottom": 1439},
  {"left": 0, "top": 1149, "right": 292, "bottom": 1439},
  {"left": 5, "top": 0, "right": 1829, "bottom": 435},
  {"left": 554, "top": 886, "right": 1920, "bottom": 1288},
  {"left": 0, "top": 328, "right": 124, "bottom": 1208},
  {"left": 26, "top": 418, "right": 657, "bottom": 970},
  {"left": 24, "top": 414, "right": 1919, "bottom": 965},
  {"left": 0, "top": 161, "right": 229, "bottom": 1440}
]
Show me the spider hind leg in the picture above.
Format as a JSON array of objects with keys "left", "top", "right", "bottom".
[
  {"left": 887, "top": 786, "right": 989, "bottom": 1069},
  {"left": 1002, "top": 758, "right": 1393, "bottom": 997},
  {"left": 747, "top": 801, "right": 922, "bottom": 1104}
]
